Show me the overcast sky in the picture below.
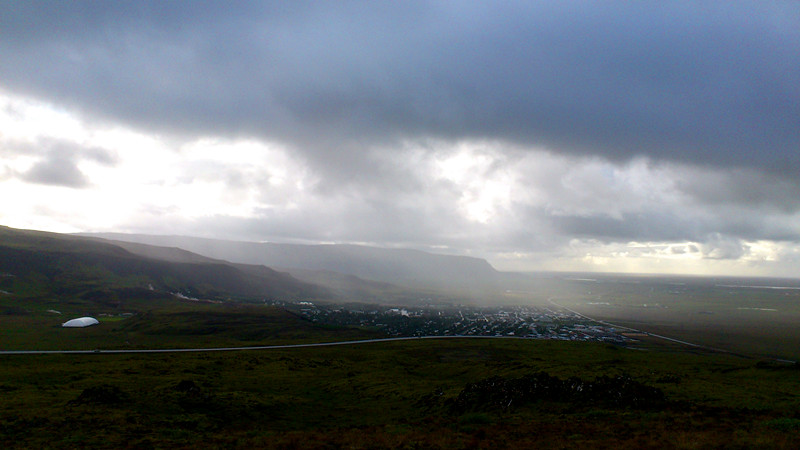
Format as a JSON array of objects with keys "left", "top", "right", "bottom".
[{"left": 1, "top": 1, "right": 799, "bottom": 276}]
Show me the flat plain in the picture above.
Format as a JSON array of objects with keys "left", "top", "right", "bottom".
[
  {"left": 2, "top": 299, "right": 800, "bottom": 449},
  {"left": 532, "top": 275, "right": 800, "bottom": 361}
]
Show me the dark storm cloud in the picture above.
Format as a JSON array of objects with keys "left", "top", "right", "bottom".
[
  {"left": 4, "top": 0, "right": 800, "bottom": 269},
  {"left": 671, "top": 167, "right": 800, "bottom": 214},
  {"left": 548, "top": 212, "right": 698, "bottom": 243},
  {"left": 1, "top": 1, "right": 798, "bottom": 178},
  {"left": 543, "top": 201, "right": 800, "bottom": 246}
]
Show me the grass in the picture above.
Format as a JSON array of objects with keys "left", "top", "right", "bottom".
[
  {"left": 2, "top": 289, "right": 800, "bottom": 448},
  {"left": 546, "top": 281, "right": 800, "bottom": 361},
  {"left": 2, "top": 335, "right": 800, "bottom": 448},
  {"left": 0, "top": 299, "right": 377, "bottom": 350}
]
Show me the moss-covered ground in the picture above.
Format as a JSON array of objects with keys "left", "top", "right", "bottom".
[{"left": 2, "top": 328, "right": 799, "bottom": 448}]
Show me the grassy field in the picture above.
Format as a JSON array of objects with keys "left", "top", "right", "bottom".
[
  {"left": 3, "top": 279, "right": 800, "bottom": 448},
  {"left": 2, "top": 306, "right": 800, "bottom": 448},
  {"left": 4, "top": 228, "right": 798, "bottom": 447},
  {"left": 0, "top": 298, "right": 376, "bottom": 351},
  {"left": 509, "top": 276, "right": 800, "bottom": 361}
]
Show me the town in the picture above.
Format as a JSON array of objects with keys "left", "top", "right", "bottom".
[{"left": 276, "top": 300, "right": 634, "bottom": 345}]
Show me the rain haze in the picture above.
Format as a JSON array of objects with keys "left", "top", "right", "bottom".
[{"left": 1, "top": 1, "right": 799, "bottom": 277}]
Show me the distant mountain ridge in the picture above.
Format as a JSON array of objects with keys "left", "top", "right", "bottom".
[
  {"left": 0, "top": 225, "right": 328, "bottom": 303},
  {"left": 80, "top": 233, "right": 501, "bottom": 293}
]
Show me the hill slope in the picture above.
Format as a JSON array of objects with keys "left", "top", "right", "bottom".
[{"left": 0, "top": 226, "right": 328, "bottom": 304}]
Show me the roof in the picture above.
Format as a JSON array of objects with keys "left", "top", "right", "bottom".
[{"left": 62, "top": 317, "right": 100, "bottom": 328}]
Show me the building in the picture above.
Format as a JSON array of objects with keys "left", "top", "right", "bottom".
[{"left": 62, "top": 317, "right": 100, "bottom": 328}]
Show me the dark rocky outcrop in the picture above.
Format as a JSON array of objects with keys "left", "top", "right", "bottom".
[
  {"left": 451, "top": 372, "right": 666, "bottom": 412},
  {"left": 69, "top": 384, "right": 128, "bottom": 405}
]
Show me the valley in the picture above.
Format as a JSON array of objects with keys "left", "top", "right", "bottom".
[{"left": 2, "top": 226, "right": 800, "bottom": 448}]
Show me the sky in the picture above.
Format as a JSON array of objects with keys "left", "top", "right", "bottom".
[{"left": 1, "top": 1, "right": 799, "bottom": 277}]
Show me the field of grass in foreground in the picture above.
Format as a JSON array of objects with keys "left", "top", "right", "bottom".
[
  {"left": 0, "top": 299, "right": 377, "bottom": 351},
  {"left": 2, "top": 336, "right": 800, "bottom": 449}
]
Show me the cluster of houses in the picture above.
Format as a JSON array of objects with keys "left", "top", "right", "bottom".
[{"left": 288, "top": 301, "right": 633, "bottom": 344}]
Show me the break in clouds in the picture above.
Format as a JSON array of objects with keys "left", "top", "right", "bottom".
[{"left": 1, "top": 1, "right": 799, "bottom": 275}]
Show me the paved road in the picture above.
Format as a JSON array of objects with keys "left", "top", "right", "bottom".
[
  {"left": 547, "top": 298, "right": 799, "bottom": 363},
  {"left": 4, "top": 310, "right": 796, "bottom": 364},
  {"left": 0, "top": 335, "right": 511, "bottom": 355},
  {"left": 547, "top": 298, "right": 709, "bottom": 349}
]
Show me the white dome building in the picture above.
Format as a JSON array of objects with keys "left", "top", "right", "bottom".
[{"left": 62, "top": 317, "right": 100, "bottom": 328}]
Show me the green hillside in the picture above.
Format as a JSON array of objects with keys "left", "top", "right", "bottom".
[
  {"left": 0, "top": 302, "right": 379, "bottom": 351},
  {"left": 0, "top": 225, "right": 329, "bottom": 308},
  {"left": 2, "top": 338, "right": 799, "bottom": 449}
]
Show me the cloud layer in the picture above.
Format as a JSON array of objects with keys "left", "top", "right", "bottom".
[
  {"left": 1, "top": 1, "right": 799, "bottom": 276},
  {"left": 3, "top": 2, "right": 799, "bottom": 171}
]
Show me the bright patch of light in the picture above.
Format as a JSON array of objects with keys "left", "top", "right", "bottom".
[
  {"left": 743, "top": 241, "right": 781, "bottom": 263},
  {"left": 0, "top": 91, "right": 311, "bottom": 231},
  {"left": 434, "top": 144, "right": 513, "bottom": 223},
  {"left": 0, "top": 91, "right": 86, "bottom": 142}
]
